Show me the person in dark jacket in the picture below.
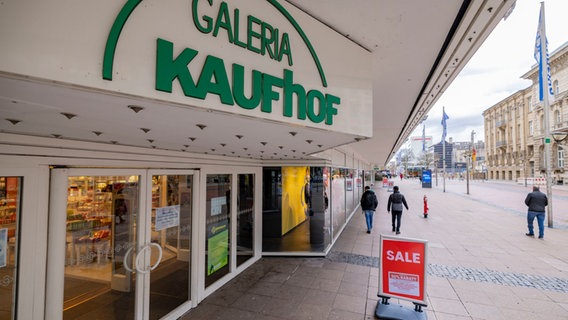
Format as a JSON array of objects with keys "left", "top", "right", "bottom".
[
  {"left": 360, "top": 186, "right": 378, "bottom": 234},
  {"left": 524, "top": 186, "right": 548, "bottom": 238},
  {"left": 387, "top": 186, "right": 408, "bottom": 234}
]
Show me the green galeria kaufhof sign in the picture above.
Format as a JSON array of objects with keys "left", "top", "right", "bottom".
[{"left": 102, "top": 0, "right": 372, "bottom": 134}]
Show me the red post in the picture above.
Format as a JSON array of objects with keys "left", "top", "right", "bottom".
[{"left": 423, "top": 195, "right": 428, "bottom": 218}]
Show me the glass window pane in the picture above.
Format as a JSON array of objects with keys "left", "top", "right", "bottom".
[
  {"left": 64, "top": 175, "right": 139, "bottom": 319},
  {"left": 262, "top": 167, "right": 330, "bottom": 253},
  {"left": 237, "top": 174, "right": 254, "bottom": 266},
  {"left": 205, "top": 174, "right": 231, "bottom": 287},
  {"left": 150, "top": 175, "right": 192, "bottom": 317},
  {"left": 0, "top": 177, "right": 21, "bottom": 320}
]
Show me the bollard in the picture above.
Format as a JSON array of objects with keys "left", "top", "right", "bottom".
[{"left": 423, "top": 195, "right": 428, "bottom": 218}]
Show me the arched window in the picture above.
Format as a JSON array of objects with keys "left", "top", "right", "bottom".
[{"left": 553, "top": 80, "right": 559, "bottom": 96}]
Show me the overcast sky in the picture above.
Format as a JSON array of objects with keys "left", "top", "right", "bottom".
[{"left": 411, "top": 0, "right": 568, "bottom": 145}]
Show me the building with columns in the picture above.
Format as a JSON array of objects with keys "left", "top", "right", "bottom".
[{"left": 483, "top": 41, "right": 568, "bottom": 184}]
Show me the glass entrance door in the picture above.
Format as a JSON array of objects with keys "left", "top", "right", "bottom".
[
  {"left": 52, "top": 169, "right": 195, "bottom": 320},
  {"left": 63, "top": 174, "right": 141, "bottom": 319},
  {"left": 146, "top": 172, "right": 194, "bottom": 319}
]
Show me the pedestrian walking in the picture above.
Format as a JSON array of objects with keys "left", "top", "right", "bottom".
[
  {"left": 524, "top": 186, "right": 548, "bottom": 239},
  {"left": 387, "top": 186, "right": 408, "bottom": 234},
  {"left": 360, "top": 186, "right": 378, "bottom": 234}
]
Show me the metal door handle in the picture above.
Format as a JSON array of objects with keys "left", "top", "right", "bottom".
[
  {"left": 135, "top": 243, "right": 163, "bottom": 274},
  {"left": 123, "top": 246, "right": 135, "bottom": 273}
]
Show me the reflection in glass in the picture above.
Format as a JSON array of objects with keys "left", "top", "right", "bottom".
[
  {"left": 237, "top": 174, "right": 254, "bottom": 266},
  {"left": 262, "top": 167, "right": 331, "bottom": 253},
  {"left": 150, "top": 175, "right": 192, "bottom": 318},
  {"left": 0, "top": 177, "right": 21, "bottom": 320},
  {"left": 205, "top": 174, "right": 231, "bottom": 287},
  {"left": 63, "top": 175, "right": 139, "bottom": 320}
]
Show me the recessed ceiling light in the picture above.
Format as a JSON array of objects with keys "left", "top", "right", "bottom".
[
  {"left": 147, "top": 139, "right": 154, "bottom": 143},
  {"left": 140, "top": 128, "right": 151, "bottom": 133},
  {"left": 196, "top": 124, "right": 206, "bottom": 130},
  {"left": 61, "top": 112, "right": 77, "bottom": 119},
  {"left": 261, "top": 142, "right": 267, "bottom": 146},
  {"left": 305, "top": 140, "right": 312, "bottom": 144},
  {"left": 128, "top": 105, "right": 144, "bottom": 113},
  {"left": 52, "top": 134, "right": 62, "bottom": 138},
  {"left": 92, "top": 131, "right": 103, "bottom": 136},
  {"left": 188, "top": 137, "right": 196, "bottom": 141},
  {"left": 289, "top": 131, "right": 297, "bottom": 136},
  {"left": 220, "top": 143, "right": 226, "bottom": 147},
  {"left": 235, "top": 135, "right": 243, "bottom": 139},
  {"left": 6, "top": 119, "right": 21, "bottom": 125}
]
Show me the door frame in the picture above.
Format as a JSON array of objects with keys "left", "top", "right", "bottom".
[
  {"left": 144, "top": 169, "right": 199, "bottom": 319},
  {"left": 47, "top": 168, "right": 151, "bottom": 319},
  {"left": 0, "top": 166, "right": 49, "bottom": 320}
]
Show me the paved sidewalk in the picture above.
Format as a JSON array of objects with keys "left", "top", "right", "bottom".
[{"left": 182, "top": 179, "right": 568, "bottom": 320}]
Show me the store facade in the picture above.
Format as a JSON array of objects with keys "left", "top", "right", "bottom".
[{"left": 0, "top": 1, "right": 372, "bottom": 319}]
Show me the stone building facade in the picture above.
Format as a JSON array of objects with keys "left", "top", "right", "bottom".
[{"left": 483, "top": 41, "right": 568, "bottom": 184}]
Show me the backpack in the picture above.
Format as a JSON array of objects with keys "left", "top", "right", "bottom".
[{"left": 361, "top": 191, "right": 375, "bottom": 208}]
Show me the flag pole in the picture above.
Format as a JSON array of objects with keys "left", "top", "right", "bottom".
[
  {"left": 537, "top": 2, "right": 554, "bottom": 227},
  {"left": 442, "top": 107, "right": 446, "bottom": 193}
]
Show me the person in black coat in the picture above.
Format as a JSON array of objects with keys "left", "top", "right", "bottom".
[
  {"left": 524, "top": 186, "right": 548, "bottom": 238},
  {"left": 360, "top": 186, "right": 378, "bottom": 234},
  {"left": 387, "top": 186, "right": 408, "bottom": 234}
]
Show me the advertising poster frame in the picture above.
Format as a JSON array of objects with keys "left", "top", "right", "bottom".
[{"left": 378, "top": 234, "right": 428, "bottom": 305}]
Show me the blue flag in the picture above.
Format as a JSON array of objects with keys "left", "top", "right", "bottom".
[
  {"left": 534, "top": 3, "right": 554, "bottom": 103},
  {"left": 441, "top": 110, "right": 449, "bottom": 142}
]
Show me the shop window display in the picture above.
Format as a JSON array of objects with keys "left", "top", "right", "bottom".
[{"left": 0, "top": 176, "right": 21, "bottom": 320}]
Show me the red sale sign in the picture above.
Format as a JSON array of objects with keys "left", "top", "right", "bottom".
[{"left": 379, "top": 235, "right": 428, "bottom": 305}]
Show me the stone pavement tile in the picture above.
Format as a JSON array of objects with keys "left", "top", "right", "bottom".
[
  {"left": 179, "top": 302, "right": 222, "bottom": 320},
  {"left": 364, "top": 298, "right": 379, "bottom": 316},
  {"left": 246, "top": 280, "right": 281, "bottom": 297},
  {"left": 316, "top": 268, "right": 344, "bottom": 282},
  {"left": 327, "top": 308, "right": 364, "bottom": 320},
  {"left": 433, "top": 311, "right": 472, "bottom": 320},
  {"left": 351, "top": 243, "right": 373, "bottom": 256},
  {"left": 452, "top": 287, "right": 493, "bottom": 305},
  {"left": 217, "top": 307, "right": 281, "bottom": 320},
  {"left": 337, "top": 281, "right": 367, "bottom": 298},
  {"left": 545, "top": 290, "right": 568, "bottom": 303},
  {"left": 517, "top": 297, "right": 568, "bottom": 318},
  {"left": 333, "top": 293, "right": 366, "bottom": 314},
  {"left": 261, "top": 296, "right": 301, "bottom": 319},
  {"left": 310, "top": 277, "right": 341, "bottom": 293},
  {"left": 321, "top": 260, "right": 347, "bottom": 271},
  {"left": 427, "top": 283, "right": 460, "bottom": 300},
  {"left": 200, "top": 286, "right": 244, "bottom": 306},
  {"left": 341, "top": 269, "right": 370, "bottom": 286},
  {"left": 344, "top": 262, "right": 370, "bottom": 275},
  {"left": 510, "top": 286, "right": 555, "bottom": 302},
  {"left": 302, "top": 288, "right": 337, "bottom": 307},
  {"left": 262, "top": 271, "right": 292, "bottom": 284},
  {"left": 428, "top": 297, "right": 469, "bottom": 317},
  {"left": 231, "top": 293, "right": 271, "bottom": 313},
  {"left": 286, "top": 273, "right": 316, "bottom": 289},
  {"left": 289, "top": 302, "right": 332, "bottom": 320},
  {"left": 271, "top": 283, "right": 309, "bottom": 302},
  {"left": 462, "top": 302, "right": 503, "bottom": 320}
]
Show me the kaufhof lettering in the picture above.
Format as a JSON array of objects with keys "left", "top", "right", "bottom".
[
  {"left": 156, "top": 38, "right": 340, "bottom": 125},
  {"left": 192, "top": 0, "right": 292, "bottom": 66}
]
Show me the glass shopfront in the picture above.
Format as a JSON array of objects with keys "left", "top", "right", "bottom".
[
  {"left": 204, "top": 174, "right": 231, "bottom": 287},
  {"left": 56, "top": 170, "right": 195, "bottom": 320},
  {"left": 0, "top": 177, "right": 21, "bottom": 320},
  {"left": 262, "top": 166, "right": 363, "bottom": 254}
]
